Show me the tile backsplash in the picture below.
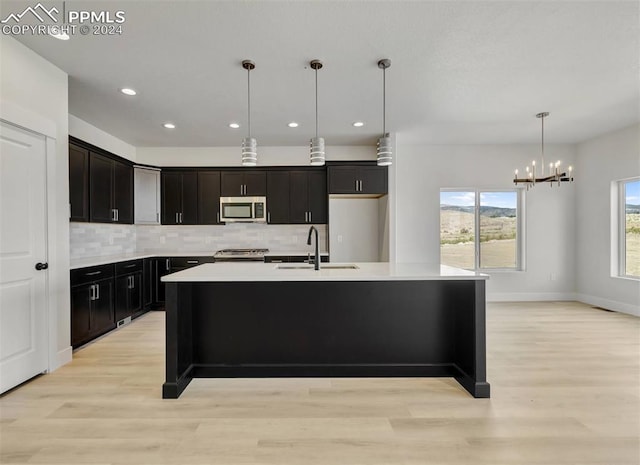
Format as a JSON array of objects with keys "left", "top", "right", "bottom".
[
  {"left": 70, "top": 223, "right": 136, "bottom": 259},
  {"left": 136, "top": 223, "right": 327, "bottom": 254},
  {"left": 70, "top": 222, "right": 327, "bottom": 258}
]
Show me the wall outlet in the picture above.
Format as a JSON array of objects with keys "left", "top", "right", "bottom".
[
  {"left": 337, "top": 235, "right": 343, "bottom": 243},
  {"left": 549, "top": 273, "right": 557, "bottom": 281},
  {"left": 108, "top": 236, "right": 114, "bottom": 245}
]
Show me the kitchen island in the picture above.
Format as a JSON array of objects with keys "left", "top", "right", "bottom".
[{"left": 162, "top": 262, "right": 490, "bottom": 399}]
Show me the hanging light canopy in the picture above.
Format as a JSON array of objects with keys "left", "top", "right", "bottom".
[
  {"left": 241, "top": 60, "right": 257, "bottom": 166},
  {"left": 309, "top": 59, "right": 325, "bottom": 166},
  {"left": 513, "top": 112, "right": 574, "bottom": 189},
  {"left": 376, "top": 59, "right": 392, "bottom": 167}
]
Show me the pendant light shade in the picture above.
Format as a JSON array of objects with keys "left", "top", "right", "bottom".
[
  {"left": 241, "top": 60, "right": 257, "bottom": 166},
  {"left": 377, "top": 59, "right": 392, "bottom": 166},
  {"left": 309, "top": 60, "right": 325, "bottom": 166}
]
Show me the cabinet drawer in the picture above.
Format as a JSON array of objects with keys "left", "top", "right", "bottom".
[
  {"left": 71, "top": 264, "right": 115, "bottom": 286},
  {"left": 170, "top": 256, "right": 216, "bottom": 268},
  {"left": 115, "top": 259, "right": 143, "bottom": 275}
]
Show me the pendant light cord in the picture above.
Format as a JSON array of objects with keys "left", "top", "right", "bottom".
[
  {"left": 382, "top": 66, "right": 386, "bottom": 135},
  {"left": 247, "top": 67, "right": 251, "bottom": 139},
  {"left": 315, "top": 68, "right": 319, "bottom": 138}
]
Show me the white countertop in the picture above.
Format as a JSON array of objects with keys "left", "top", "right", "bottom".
[
  {"left": 70, "top": 251, "right": 329, "bottom": 269},
  {"left": 161, "top": 262, "right": 489, "bottom": 282}
]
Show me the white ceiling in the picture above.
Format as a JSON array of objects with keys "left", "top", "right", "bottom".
[{"left": 4, "top": 0, "right": 639, "bottom": 146}]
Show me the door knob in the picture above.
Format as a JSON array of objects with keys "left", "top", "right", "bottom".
[{"left": 35, "top": 262, "right": 48, "bottom": 270}]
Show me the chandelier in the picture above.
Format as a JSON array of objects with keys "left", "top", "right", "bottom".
[{"left": 513, "top": 112, "right": 573, "bottom": 189}]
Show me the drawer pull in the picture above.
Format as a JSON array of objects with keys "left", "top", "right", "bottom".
[
  {"left": 187, "top": 260, "right": 199, "bottom": 264},
  {"left": 85, "top": 271, "right": 102, "bottom": 276},
  {"left": 124, "top": 264, "right": 137, "bottom": 268}
]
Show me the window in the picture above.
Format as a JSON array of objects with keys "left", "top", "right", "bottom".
[
  {"left": 440, "top": 189, "right": 523, "bottom": 270},
  {"left": 620, "top": 178, "right": 640, "bottom": 278}
]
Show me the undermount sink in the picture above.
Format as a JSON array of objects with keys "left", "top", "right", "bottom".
[{"left": 276, "top": 264, "right": 359, "bottom": 270}]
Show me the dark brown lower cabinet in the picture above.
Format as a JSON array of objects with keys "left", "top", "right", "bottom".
[{"left": 70, "top": 266, "right": 115, "bottom": 349}]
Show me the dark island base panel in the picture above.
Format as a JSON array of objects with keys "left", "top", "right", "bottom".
[{"left": 163, "top": 280, "right": 490, "bottom": 399}]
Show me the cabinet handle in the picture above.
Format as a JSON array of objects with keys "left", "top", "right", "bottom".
[
  {"left": 166, "top": 259, "right": 170, "bottom": 271},
  {"left": 267, "top": 212, "right": 271, "bottom": 223},
  {"left": 116, "top": 209, "right": 119, "bottom": 221},
  {"left": 85, "top": 271, "right": 102, "bottom": 276},
  {"left": 131, "top": 276, "right": 135, "bottom": 289},
  {"left": 179, "top": 212, "right": 183, "bottom": 224},
  {"left": 156, "top": 212, "right": 159, "bottom": 223},
  {"left": 187, "top": 260, "right": 199, "bottom": 264},
  {"left": 95, "top": 283, "right": 100, "bottom": 300},
  {"left": 355, "top": 180, "right": 358, "bottom": 191},
  {"left": 360, "top": 180, "right": 363, "bottom": 192},
  {"left": 69, "top": 203, "right": 72, "bottom": 219},
  {"left": 217, "top": 211, "right": 220, "bottom": 223},
  {"left": 309, "top": 211, "right": 312, "bottom": 222},
  {"left": 304, "top": 212, "right": 308, "bottom": 223},
  {"left": 175, "top": 212, "right": 179, "bottom": 223},
  {"left": 89, "top": 284, "right": 95, "bottom": 301},
  {"left": 124, "top": 264, "right": 136, "bottom": 269}
]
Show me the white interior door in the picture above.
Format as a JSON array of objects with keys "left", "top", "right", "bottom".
[{"left": 0, "top": 120, "right": 48, "bottom": 394}]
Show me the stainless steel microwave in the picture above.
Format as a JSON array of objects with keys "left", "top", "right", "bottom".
[{"left": 219, "top": 196, "right": 267, "bottom": 223}]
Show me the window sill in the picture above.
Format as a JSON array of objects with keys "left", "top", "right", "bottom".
[{"left": 611, "top": 274, "right": 640, "bottom": 282}]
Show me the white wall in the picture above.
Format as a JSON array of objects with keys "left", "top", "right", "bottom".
[
  {"left": 136, "top": 145, "right": 375, "bottom": 166},
  {"left": 394, "top": 137, "right": 577, "bottom": 301},
  {"left": 0, "top": 36, "right": 71, "bottom": 368},
  {"left": 575, "top": 124, "right": 640, "bottom": 316},
  {"left": 69, "top": 115, "right": 136, "bottom": 162}
]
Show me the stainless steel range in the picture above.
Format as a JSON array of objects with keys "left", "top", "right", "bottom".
[{"left": 213, "top": 248, "right": 269, "bottom": 262}]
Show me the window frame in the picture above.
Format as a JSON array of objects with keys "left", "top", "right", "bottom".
[
  {"left": 618, "top": 177, "right": 640, "bottom": 279},
  {"left": 440, "top": 187, "right": 525, "bottom": 271}
]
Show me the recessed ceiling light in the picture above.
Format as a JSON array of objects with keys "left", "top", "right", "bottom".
[
  {"left": 163, "top": 123, "right": 176, "bottom": 129},
  {"left": 288, "top": 122, "right": 299, "bottom": 128},
  {"left": 229, "top": 123, "right": 240, "bottom": 129},
  {"left": 50, "top": 31, "right": 69, "bottom": 41},
  {"left": 120, "top": 88, "right": 137, "bottom": 96},
  {"left": 352, "top": 121, "right": 365, "bottom": 127}
]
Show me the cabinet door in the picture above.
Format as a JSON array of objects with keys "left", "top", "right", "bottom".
[
  {"left": 266, "top": 171, "right": 289, "bottom": 224},
  {"left": 154, "top": 258, "right": 171, "bottom": 304},
  {"left": 360, "top": 166, "right": 388, "bottom": 194},
  {"left": 114, "top": 275, "right": 130, "bottom": 322},
  {"left": 143, "top": 258, "right": 153, "bottom": 308},
  {"left": 129, "top": 272, "right": 143, "bottom": 316},
  {"left": 289, "top": 171, "right": 309, "bottom": 224},
  {"left": 134, "top": 168, "right": 160, "bottom": 224},
  {"left": 113, "top": 161, "right": 133, "bottom": 223},
  {"left": 328, "top": 166, "right": 358, "bottom": 194},
  {"left": 243, "top": 171, "right": 266, "bottom": 196},
  {"left": 89, "top": 153, "right": 114, "bottom": 222},
  {"left": 307, "top": 171, "right": 327, "bottom": 224},
  {"left": 221, "top": 172, "right": 244, "bottom": 197},
  {"left": 69, "top": 143, "right": 89, "bottom": 222},
  {"left": 70, "top": 285, "right": 91, "bottom": 347},
  {"left": 91, "top": 279, "right": 115, "bottom": 335},
  {"left": 162, "top": 172, "right": 182, "bottom": 224},
  {"left": 181, "top": 172, "right": 198, "bottom": 224},
  {"left": 198, "top": 171, "right": 221, "bottom": 224}
]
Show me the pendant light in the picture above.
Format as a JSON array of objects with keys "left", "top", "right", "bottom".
[
  {"left": 513, "top": 112, "right": 574, "bottom": 189},
  {"left": 376, "top": 59, "right": 392, "bottom": 166},
  {"left": 309, "top": 59, "right": 325, "bottom": 166},
  {"left": 241, "top": 60, "right": 257, "bottom": 166}
]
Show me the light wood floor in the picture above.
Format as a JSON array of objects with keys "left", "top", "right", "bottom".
[{"left": 1, "top": 301, "right": 638, "bottom": 464}]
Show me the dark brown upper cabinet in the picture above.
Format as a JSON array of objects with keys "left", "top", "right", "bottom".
[
  {"left": 198, "top": 171, "right": 223, "bottom": 224},
  {"left": 289, "top": 170, "right": 327, "bottom": 224},
  {"left": 266, "top": 171, "right": 290, "bottom": 224},
  {"left": 161, "top": 171, "right": 198, "bottom": 225},
  {"left": 221, "top": 170, "right": 266, "bottom": 197},
  {"left": 328, "top": 165, "right": 387, "bottom": 195},
  {"left": 69, "top": 143, "right": 89, "bottom": 222},
  {"left": 89, "top": 153, "right": 133, "bottom": 224}
]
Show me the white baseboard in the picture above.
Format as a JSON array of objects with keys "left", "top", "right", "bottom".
[
  {"left": 488, "top": 292, "right": 577, "bottom": 302},
  {"left": 53, "top": 346, "right": 73, "bottom": 371},
  {"left": 575, "top": 293, "right": 640, "bottom": 317}
]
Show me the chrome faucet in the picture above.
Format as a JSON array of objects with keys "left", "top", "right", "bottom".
[{"left": 306, "top": 225, "right": 320, "bottom": 270}]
